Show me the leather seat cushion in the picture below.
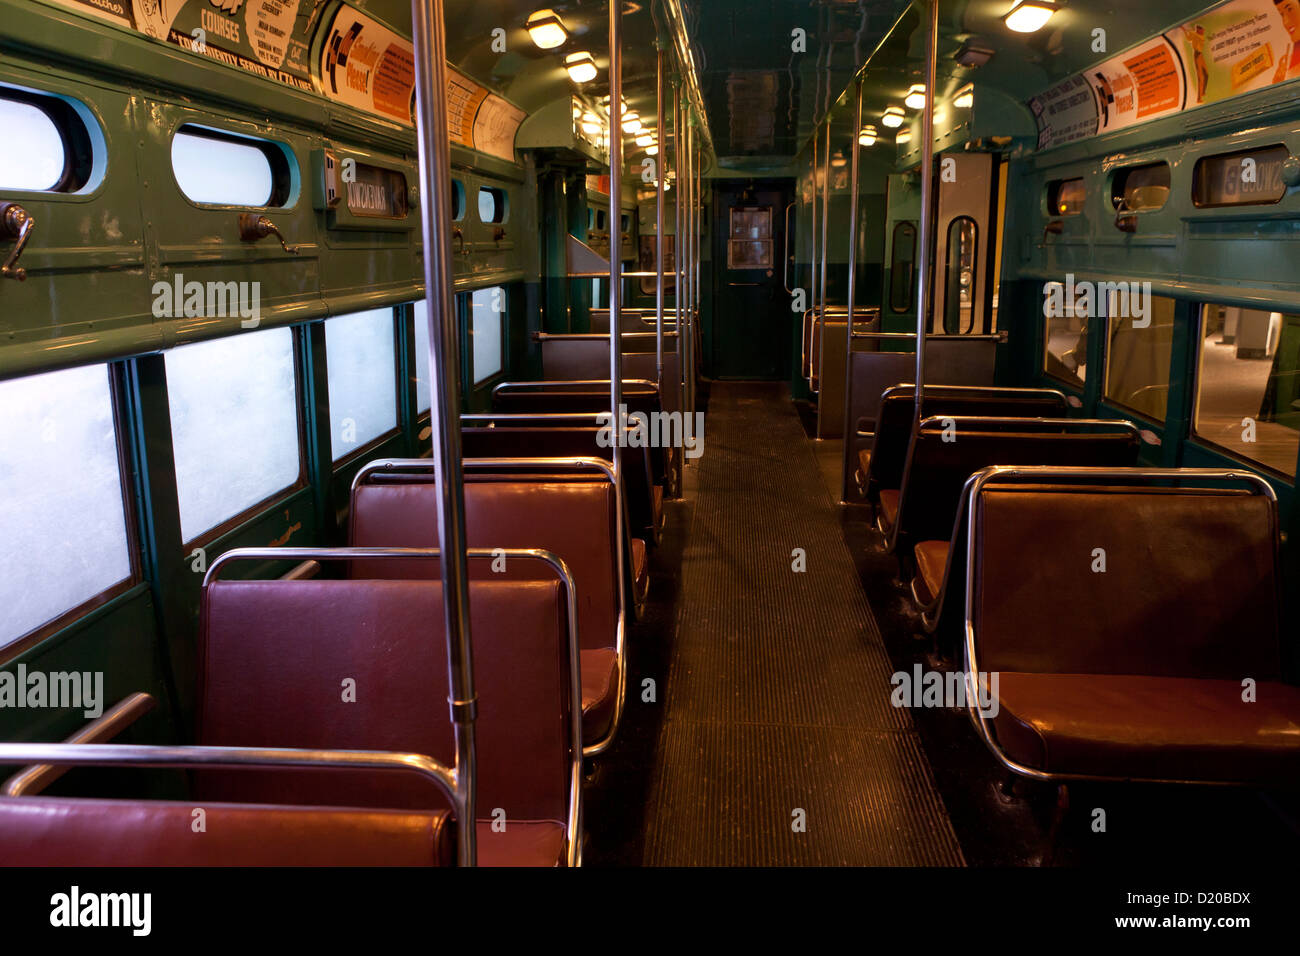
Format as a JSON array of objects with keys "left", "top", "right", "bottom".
[
  {"left": 878, "top": 489, "right": 900, "bottom": 529},
  {"left": 476, "top": 819, "right": 568, "bottom": 867},
  {"left": 992, "top": 673, "right": 1300, "bottom": 782},
  {"left": 913, "top": 540, "right": 949, "bottom": 605},
  {"left": 0, "top": 798, "right": 455, "bottom": 866},
  {"left": 631, "top": 537, "right": 649, "bottom": 604},
  {"left": 580, "top": 647, "right": 618, "bottom": 744}
]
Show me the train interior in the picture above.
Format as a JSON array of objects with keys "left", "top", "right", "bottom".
[{"left": 0, "top": 0, "right": 1298, "bottom": 881}]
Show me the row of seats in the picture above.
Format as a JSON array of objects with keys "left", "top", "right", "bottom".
[
  {"left": 857, "top": 383, "right": 1300, "bottom": 788},
  {"left": 0, "top": 348, "right": 687, "bottom": 865}
]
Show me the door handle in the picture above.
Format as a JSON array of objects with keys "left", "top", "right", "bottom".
[{"left": 238, "top": 214, "right": 300, "bottom": 254}]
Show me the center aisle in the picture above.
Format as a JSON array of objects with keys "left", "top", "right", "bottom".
[{"left": 641, "top": 382, "right": 964, "bottom": 865}]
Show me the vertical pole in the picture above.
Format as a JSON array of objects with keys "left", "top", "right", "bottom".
[
  {"left": 693, "top": 136, "right": 701, "bottom": 411},
  {"left": 683, "top": 114, "right": 694, "bottom": 421},
  {"left": 655, "top": 46, "right": 665, "bottom": 384},
  {"left": 816, "top": 121, "right": 830, "bottom": 408},
  {"left": 608, "top": 0, "right": 627, "bottom": 644},
  {"left": 674, "top": 84, "right": 685, "bottom": 426},
  {"left": 889, "top": 0, "right": 940, "bottom": 554},
  {"left": 841, "top": 78, "right": 862, "bottom": 500},
  {"left": 409, "top": 0, "right": 475, "bottom": 867},
  {"left": 809, "top": 127, "right": 819, "bottom": 389}
]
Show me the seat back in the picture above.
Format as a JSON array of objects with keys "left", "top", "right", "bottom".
[
  {"left": 493, "top": 382, "right": 660, "bottom": 417},
  {"left": 971, "top": 483, "right": 1282, "bottom": 679},
  {"left": 349, "top": 477, "right": 619, "bottom": 654},
  {"left": 866, "top": 388, "right": 1069, "bottom": 494},
  {"left": 197, "top": 577, "right": 573, "bottom": 824},
  {"left": 897, "top": 425, "right": 1140, "bottom": 541}
]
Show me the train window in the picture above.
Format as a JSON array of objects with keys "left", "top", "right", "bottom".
[
  {"left": 470, "top": 287, "right": 505, "bottom": 384},
  {"left": 621, "top": 213, "right": 630, "bottom": 233},
  {"left": 1111, "top": 162, "right": 1170, "bottom": 212},
  {"left": 1193, "top": 145, "right": 1289, "bottom": 208},
  {"left": 477, "top": 186, "right": 507, "bottom": 223},
  {"left": 412, "top": 302, "right": 432, "bottom": 414},
  {"left": 942, "top": 217, "right": 978, "bottom": 333},
  {"left": 171, "top": 126, "right": 290, "bottom": 207},
  {"left": 325, "top": 309, "right": 399, "bottom": 461},
  {"left": 0, "top": 365, "right": 134, "bottom": 649},
  {"left": 1046, "top": 177, "right": 1085, "bottom": 216},
  {"left": 451, "top": 179, "right": 466, "bottom": 221},
  {"left": 1103, "top": 294, "right": 1176, "bottom": 422},
  {"left": 0, "top": 97, "right": 66, "bottom": 191},
  {"left": 1042, "top": 281, "right": 1089, "bottom": 389},
  {"left": 165, "top": 328, "right": 302, "bottom": 543},
  {"left": 1194, "top": 304, "right": 1300, "bottom": 477},
  {"left": 889, "top": 221, "right": 917, "bottom": 314}
]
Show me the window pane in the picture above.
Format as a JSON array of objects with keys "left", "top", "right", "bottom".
[
  {"left": 165, "top": 328, "right": 301, "bottom": 542},
  {"left": 471, "top": 288, "right": 504, "bottom": 385},
  {"left": 413, "top": 301, "right": 432, "bottom": 413},
  {"left": 0, "top": 98, "right": 65, "bottom": 191},
  {"left": 1104, "top": 295, "right": 1176, "bottom": 422},
  {"left": 1043, "top": 281, "right": 1088, "bottom": 388},
  {"left": 326, "top": 309, "right": 398, "bottom": 460},
  {"left": 1195, "top": 306, "right": 1300, "bottom": 477},
  {"left": 0, "top": 365, "right": 132, "bottom": 647},
  {"left": 1047, "top": 177, "right": 1085, "bottom": 216},
  {"left": 172, "top": 128, "right": 274, "bottom": 206},
  {"left": 477, "top": 186, "right": 506, "bottom": 223}
]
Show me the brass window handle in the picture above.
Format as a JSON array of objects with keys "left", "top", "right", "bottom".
[
  {"left": 238, "top": 213, "right": 300, "bottom": 254},
  {"left": 0, "top": 202, "right": 34, "bottom": 281}
]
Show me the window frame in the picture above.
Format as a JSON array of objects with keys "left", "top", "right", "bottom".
[
  {"left": 468, "top": 286, "right": 507, "bottom": 387},
  {"left": 170, "top": 123, "right": 294, "bottom": 209},
  {"left": 325, "top": 309, "right": 404, "bottom": 467},
  {"left": 476, "top": 185, "right": 508, "bottom": 224},
  {"left": 1191, "top": 144, "right": 1290, "bottom": 210},
  {"left": 888, "top": 220, "right": 918, "bottom": 315},
  {"left": 1099, "top": 293, "right": 1177, "bottom": 425},
  {"left": 0, "top": 86, "right": 96, "bottom": 194},
  {"left": 1110, "top": 161, "right": 1171, "bottom": 213},
  {"left": 1045, "top": 177, "right": 1086, "bottom": 217}
]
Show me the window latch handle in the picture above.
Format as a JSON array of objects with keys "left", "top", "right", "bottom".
[
  {"left": 238, "top": 214, "right": 299, "bottom": 254},
  {"left": 0, "top": 202, "right": 34, "bottom": 281}
]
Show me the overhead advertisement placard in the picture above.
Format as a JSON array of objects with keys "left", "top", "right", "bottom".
[
  {"left": 320, "top": 4, "right": 416, "bottom": 123},
  {"left": 1029, "top": 0, "right": 1300, "bottom": 148}
]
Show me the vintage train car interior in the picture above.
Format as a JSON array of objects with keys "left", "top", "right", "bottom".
[{"left": 0, "top": 0, "right": 1297, "bottom": 918}]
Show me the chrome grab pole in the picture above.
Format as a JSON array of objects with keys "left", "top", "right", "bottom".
[
  {"left": 607, "top": 0, "right": 628, "bottom": 702},
  {"left": 410, "top": 0, "right": 476, "bottom": 866},
  {"left": 889, "top": 0, "right": 940, "bottom": 555},
  {"left": 655, "top": 45, "right": 665, "bottom": 385},
  {"left": 816, "top": 121, "right": 830, "bottom": 409},
  {"left": 674, "top": 83, "right": 686, "bottom": 426},
  {"left": 841, "top": 78, "right": 862, "bottom": 500}
]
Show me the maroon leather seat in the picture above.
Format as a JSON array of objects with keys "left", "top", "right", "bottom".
[
  {"left": 0, "top": 577, "right": 576, "bottom": 867},
  {"left": 350, "top": 477, "right": 624, "bottom": 751},
  {"left": 969, "top": 481, "right": 1300, "bottom": 784}
]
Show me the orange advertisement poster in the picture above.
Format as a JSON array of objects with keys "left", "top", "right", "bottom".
[{"left": 1124, "top": 43, "right": 1183, "bottom": 117}]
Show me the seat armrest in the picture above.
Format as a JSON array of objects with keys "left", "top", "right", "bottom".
[{"left": 3, "top": 692, "right": 157, "bottom": 796}]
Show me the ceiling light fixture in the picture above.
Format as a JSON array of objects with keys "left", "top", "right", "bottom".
[
  {"left": 1003, "top": 0, "right": 1058, "bottom": 34},
  {"left": 881, "top": 106, "right": 905, "bottom": 128},
  {"left": 897, "top": 128, "right": 912, "bottom": 145},
  {"left": 904, "top": 84, "right": 927, "bottom": 110},
  {"left": 635, "top": 131, "right": 655, "bottom": 147},
  {"left": 565, "top": 51, "right": 597, "bottom": 84},
  {"left": 858, "top": 125, "right": 878, "bottom": 146},
  {"left": 953, "top": 85, "right": 974, "bottom": 109},
  {"left": 622, "top": 111, "right": 642, "bottom": 134},
  {"left": 526, "top": 8, "right": 568, "bottom": 49},
  {"left": 955, "top": 41, "right": 995, "bottom": 67},
  {"left": 646, "top": 144, "right": 659, "bottom": 156}
]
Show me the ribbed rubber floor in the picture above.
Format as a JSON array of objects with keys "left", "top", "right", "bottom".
[{"left": 642, "top": 383, "right": 964, "bottom": 866}]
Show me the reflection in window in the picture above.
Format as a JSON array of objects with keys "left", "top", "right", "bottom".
[
  {"left": 470, "top": 288, "right": 505, "bottom": 385},
  {"left": 1195, "top": 305, "right": 1300, "bottom": 477},
  {"left": 165, "top": 328, "right": 301, "bottom": 542},
  {"left": 1043, "top": 280, "right": 1089, "bottom": 389},
  {"left": 1047, "top": 177, "right": 1085, "bottom": 216},
  {"left": 942, "top": 217, "right": 978, "bottom": 333},
  {"left": 326, "top": 309, "right": 398, "bottom": 460},
  {"left": 0, "top": 365, "right": 133, "bottom": 647},
  {"left": 171, "top": 127, "right": 277, "bottom": 206},
  {"left": 1111, "top": 162, "right": 1170, "bottom": 212},
  {"left": 0, "top": 97, "right": 65, "bottom": 191},
  {"left": 413, "top": 301, "right": 432, "bottom": 414},
  {"left": 889, "top": 221, "right": 917, "bottom": 314},
  {"left": 1104, "top": 294, "right": 1176, "bottom": 422}
]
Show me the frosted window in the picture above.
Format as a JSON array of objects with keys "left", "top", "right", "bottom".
[
  {"left": 0, "top": 365, "right": 132, "bottom": 647},
  {"left": 0, "top": 98, "right": 65, "bottom": 191},
  {"left": 326, "top": 309, "right": 398, "bottom": 460},
  {"left": 471, "top": 287, "right": 505, "bottom": 384},
  {"left": 172, "top": 128, "right": 274, "bottom": 206},
  {"left": 165, "top": 328, "right": 301, "bottom": 542},
  {"left": 477, "top": 186, "right": 506, "bottom": 223},
  {"left": 413, "top": 300, "right": 432, "bottom": 413}
]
